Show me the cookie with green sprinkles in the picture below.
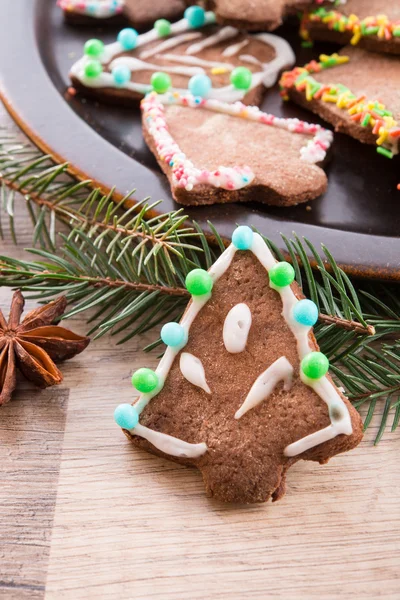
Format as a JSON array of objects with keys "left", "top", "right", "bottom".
[
  {"left": 301, "top": 0, "right": 400, "bottom": 55},
  {"left": 113, "top": 225, "right": 363, "bottom": 504},
  {"left": 280, "top": 47, "right": 400, "bottom": 160}
]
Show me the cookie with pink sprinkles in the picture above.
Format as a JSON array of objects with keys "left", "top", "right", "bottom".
[{"left": 141, "top": 91, "right": 333, "bottom": 207}]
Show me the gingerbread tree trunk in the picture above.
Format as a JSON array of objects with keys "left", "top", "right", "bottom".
[{"left": 114, "top": 227, "right": 363, "bottom": 504}]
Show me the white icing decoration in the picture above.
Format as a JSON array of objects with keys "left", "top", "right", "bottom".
[
  {"left": 127, "top": 232, "right": 352, "bottom": 459},
  {"left": 161, "top": 54, "right": 234, "bottom": 71},
  {"left": 239, "top": 54, "right": 262, "bottom": 66},
  {"left": 141, "top": 91, "right": 333, "bottom": 192},
  {"left": 222, "top": 39, "right": 249, "bottom": 57},
  {"left": 223, "top": 303, "right": 252, "bottom": 354},
  {"left": 140, "top": 32, "right": 202, "bottom": 60},
  {"left": 186, "top": 26, "right": 239, "bottom": 55},
  {"left": 134, "top": 423, "right": 207, "bottom": 459},
  {"left": 69, "top": 14, "right": 295, "bottom": 104},
  {"left": 235, "top": 357, "right": 294, "bottom": 420},
  {"left": 254, "top": 33, "right": 295, "bottom": 88},
  {"left": 179, "top": 352, "right": 211, "bottom": 394},
  {"left": 112, "top": 56, "right": 204, "bottom": 77}
]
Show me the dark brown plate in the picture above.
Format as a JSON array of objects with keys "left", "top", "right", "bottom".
[{"left": 1, "top": 0, "right": 399, "bottom": 279}]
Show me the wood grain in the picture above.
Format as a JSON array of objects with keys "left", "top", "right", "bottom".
[{"left": 0, "top": 103, "right": 399, "bottom": 600}]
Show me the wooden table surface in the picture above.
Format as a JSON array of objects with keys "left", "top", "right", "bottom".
[{"left": 0, "top": 103, "right": 399, "bottom": 600}]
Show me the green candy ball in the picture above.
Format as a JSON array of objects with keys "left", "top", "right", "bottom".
[
  {"left": 185, "top": 269, "right": 213, "bottom": 296},
  {"left": 154, "top": 19, "right": 171, "bottom": 37},
  {"left": 301, "top": 352, "right": 329, "bottom": 380},
  {"left": 84, "top": 38, "right": 104, "bottom": 57},
  {"left": 132, "top": 368, "right": 159, "bottom": 393},
  {"left": 230, "top": 66, "right": 252, "bottom": 90},
  {"left": 84, "top": 60, "right": 103, "bottom": 79},
  {"left": 269, "top": 262, "right": 295, "bottom": 288},
  {"left": 151, "top": 71, "right": 171, "bottom": 93}
]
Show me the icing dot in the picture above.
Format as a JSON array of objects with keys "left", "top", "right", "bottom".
[
  {"left": 184, "top": 6, "right": 206, "bottom": 28},
  {"left": 114, "top": 403, "right": 139, "bottom": 430},
  {"left": 301, "top": 352, "right": 329, "bottom": 380},
  {"left": 293, "top": 299, "right": 319, "bottom": 326},
  {"left": 84, "top": 60, "right": 103, "bottom": 79},
  {"left": 84, "top": 38, "right": 104, "bottom": 58},
  {"left": 232, "top": 225, "right": 253, "bottom": 250},
  {"left": 188, "top": 74, "right": 212, "bottom": 98},
  {"left": 132, "top": 368, "right": 159, "bottom": 393},
  {"left": 269, "top": 262, "right": 295, "bottom": 288},
  {"left": 112, "top": 64, "right": 131, "bottom": 86},
  {"left": 185, "top": 269, "right": 213, "bottom": 296},
  {"left": 154, "top": 19, "right": 171, "bottom": 37},
  {"left": 151, "top": 72, "right": 172, "bottom": 93},
  {"left": 230, "top": 66, "right": 252, "bottom": 90},
  {"left": 161, "top": 322, "right": 187, "bottom": 347},
  {"left": 329, "top": 403, "right": 345, "bottom": 422},
  {"left": 117, "top": 28, "right": 138, "bottom": 50}
]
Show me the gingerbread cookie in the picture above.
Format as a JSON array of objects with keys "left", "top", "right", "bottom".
[
  {"left": 69, "top": 8, "right": 295, "bottom": 106},
  {"left": 58, "top": 0, "right": 186, "bottom": 29},
  {"left": 204, "top": 0, "right": 320, "bottom": 31},
  {"left": 141, "top": 91, "right": 332, "bottom": 207},
  {"left": 301, "top": 1, "right": 400, "bottom": 55},
  {"left": 280, "top": 49, "right": 400, "bottom": 160},
  {"left": 114, "top": 226, "right": 363, "bottom": 504}
]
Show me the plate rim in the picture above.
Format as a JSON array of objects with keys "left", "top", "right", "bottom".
[{"left": 0, "top": 0, "right": 399, "bottom": 281}]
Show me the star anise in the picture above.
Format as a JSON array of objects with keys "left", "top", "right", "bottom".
[{"left": 0, "top": 290, "right": 90, "bottom": 406}]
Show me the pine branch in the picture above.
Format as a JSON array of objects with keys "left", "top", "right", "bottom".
[{"left": 1, "top": 127, "right": 400, "bottom": 441}]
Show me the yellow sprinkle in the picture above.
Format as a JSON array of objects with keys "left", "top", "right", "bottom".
[
  {"left": 350, "top": 25, "right": 362, "bottom": 45},
  {"left": 211, "top": 67, "right": 229, "bottom": 75},
  {"left": 336, "top": 93, "right": 351, "bottom": 109},
  {"left": 322, "top": 93, "right": 338, "bottom": 103},
  {"left": 376, "top": 128, "right": 388, "bottom": 145}
]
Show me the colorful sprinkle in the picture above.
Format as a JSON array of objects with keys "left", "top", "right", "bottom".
[
  {"left": 132, "top": 368, "right": 159, "bottom": 393},
  {"left": 84, "top": 59, "right": 102, "bottom": 78},
  {"left": 154, "top": 19, "right": 171, "bottom": 37},
  {"left": 117, "top": 28, "right": 139, "bottom": 51},
  {"left": 293, "top": 299, "right": 319, "bottom": 326},
  {"left": 84, "top": 38, "right": 104, "bottom": 58},
  {"left": 301, "top": 352, "right": 329, "bottom": 380},
  {"left": 161, "top": 322, "right": 187, "bottom": 347},
  {"left": 269, "top": 262, "right": 295, "bottom": 288},
  {"left": 232, "top": 226, "right": 254, "bottom": 250},
  {"left": 114, "top": 403, "right": 139, "bottom": 430},
  {"left": 184, "top": 6, "right": 206, "bottom": 28},
  {"left": 230, "top": 67, "right": 252, "bottom": 90},
  {"left": 188, "top": 74, "right": 212, "bottom": 98},
  {"left": 185, "top": 269, "right": 213, "bottom": 296},
  {"left": 151, "top": 72, "right": 172, "bottom": 94}
]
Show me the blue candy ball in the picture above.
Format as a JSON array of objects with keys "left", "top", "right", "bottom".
[
  {"left": 188, "top": 74, "right": 212, "bottom": 98},
  {"left": 293, "top": 299, "right": 319, "bottom": 326},
  {"left": 184, "top": 6, "right": 206, "bottom": 28},
  {"left": 160, "top": 322, "right": 187, "bottom": 347},
  {"left": 114, "top": 403, "right": 139, "bottom": 430},
  {"left": 232, "top": 225, "right": 253, "bottom": 250},
  {"left": 117, "top": 28, "right": 138, "bottom": 51},
  {"left": 112, "top": 64, "right": 131, "bottom": 86}
]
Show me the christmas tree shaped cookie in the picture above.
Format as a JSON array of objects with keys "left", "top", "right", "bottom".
[
  {"left": 69, "top": 7, "right": 295, "bottom": 106},
  {"left": 301, "top": 0, "right": 400, "bottom": 55},
  {"left": 280, "top": 49, "right": 400, "bottom": 160},
  {"left": 114, "top": 226, "right": 363, "bottom": 504},
  {"left": 141, "top": 91, "right": 333, "bottom": 207},
  {"left": 58, "top": 0, "right": 186, "bottom": 29}
]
